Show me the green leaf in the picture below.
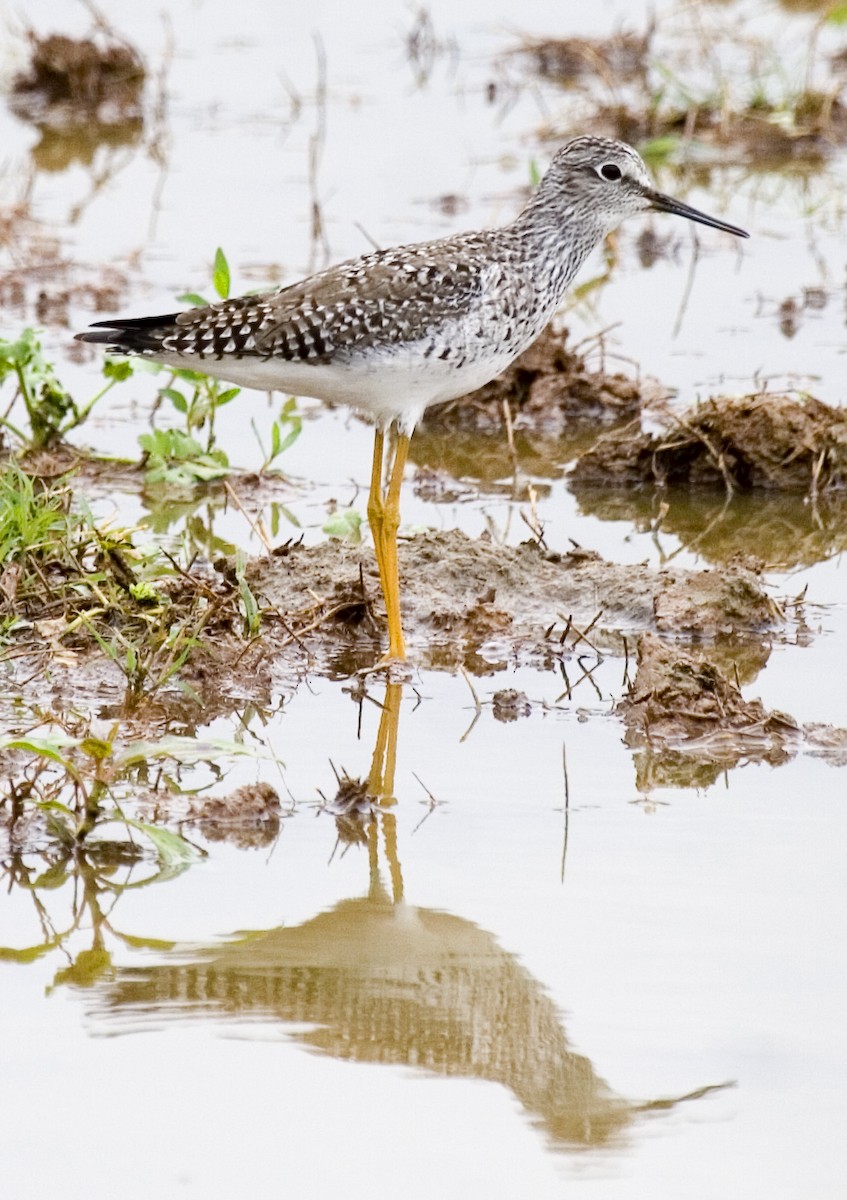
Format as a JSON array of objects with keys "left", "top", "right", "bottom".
[
  {"left": 159, "top": 386, "right": 188, "bottom": 413},
  {"left": 0, "top": 734, "right": 81, "bottom": 777},
  {"left": 639, "top": 135, "right": 680, "bottom": 162},
  {"left": 275, "top": 502, "right": 301, "bottom": 529},
  {"left": 32, "top": 862, "right": 71, "bottom": 890},
  {"left": 213, "top": 247, "right": 231, "bottom": 300},
  {"left": 275, "top": 419, "right": 301, "bottom": 456},
  {"left": 118, "top": 933, "right": 178, "bottom": 951},
  {"left": 323, "top": 508, "right": 363, "bottom": 542},
  {"left": 79, "top": 736, "right": 113, "bottom": 761},
  {"left": 129, "top": 581, "right": 164, "bottom": 603},
  {"left": 116, "top": 735, "right": 266, "bottom": 767},
  {"left": 177, "top": 292, "right": 209, "bottom": 308},
  {"left": 103, "top": 359, "right": 133, "bottom": 381},
  {"left": 124, "top": 818, "right": 204, "bottom": 866},
  {"left": 52, "top": 948, "right": 113, "bottom": 989},
  {"left": 0, "top": 943, "right": 55, "bottom": 964},
  {"left": 217, "top": 387, "right": 240, "bottom": 406}
]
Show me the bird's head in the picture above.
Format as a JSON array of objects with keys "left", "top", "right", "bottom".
[{"left": 545, "top": 136, "right": 749, "bottom": 239}]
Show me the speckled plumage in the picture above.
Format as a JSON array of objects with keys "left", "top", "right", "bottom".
[{"left": 77, "top": 136, "right": 747, "bottom": 434}]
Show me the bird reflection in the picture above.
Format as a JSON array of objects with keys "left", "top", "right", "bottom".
[{"left": 91, "top": 682, "right": 727, "bottom": 1148}]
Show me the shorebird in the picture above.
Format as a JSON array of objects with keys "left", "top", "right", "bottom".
[{"left": 77, "top": 136, "right": 748, "bottom": 662}]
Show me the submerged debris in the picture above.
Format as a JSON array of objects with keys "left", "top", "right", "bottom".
[
  {"left": 423, "top": 328, "right": 647, "bottom": 435},
  {"left": 572, "top": 394, "right": 847, "bottom": 494}
]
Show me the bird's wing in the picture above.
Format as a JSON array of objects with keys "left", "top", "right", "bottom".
[{"left": 214, "top": 239, "right": 492, "bottom": 363}]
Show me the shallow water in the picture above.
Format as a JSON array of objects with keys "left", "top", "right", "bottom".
[{"left": 1, "top": 1, "right": 847, "bottom": 1197}]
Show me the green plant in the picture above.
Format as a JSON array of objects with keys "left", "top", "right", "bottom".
[
  {"left": 138, "top": 247, "right": 304, "bottom": 482},
  {"left": 323, "top": 507, "right": 363, "bottom": 542},
  {"left": 0, "top": 328, "right": 131, "bottom": 449},
  {"left": 0, "top": 462, "right": 224, "bottom": 706},
  {"left": 0, "top": 459, "right": 70, "bottom": 563},
  {"left": 138, "top": 427, "right": 230, "bottom": 485},
  {"left": 253, "top": 395, "right": 303, "bottom": 475},
  {"left": 138, "top": 247, "right": 241, "bottom": 480}
]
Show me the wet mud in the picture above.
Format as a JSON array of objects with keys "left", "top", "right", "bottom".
[
  {"left": 572, "top": 393, "right": 847, "bottom": 494},
  {"left": 618, "top": 633, "right": 847, "bottom": 791},
  {"left": 590, "top": 93, "right": 847, "bottom": 163},
  {"left": 247, "top": 528, "right": 779, "bottom": 671},
  {"left": 1, "top": 527, "right": 780, "bottom": 731},
  {"left": 514, "top": 30, "right": 651, "bottom": 87},
  {"left": 515, "top": 20, "right": 847, "bottom": 164}
]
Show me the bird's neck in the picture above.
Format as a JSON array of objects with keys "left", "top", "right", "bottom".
[{"left": 509, "top": 186, "right": 604, "bottom": 300}]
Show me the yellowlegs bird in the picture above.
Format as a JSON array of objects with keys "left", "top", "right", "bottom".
[{"left": 77, "top": 136, "right": 748, "bottom": 662}]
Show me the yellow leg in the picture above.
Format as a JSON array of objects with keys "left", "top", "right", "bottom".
[
  {"left": 366, "top": 425, "right": 409, "bottom": 662},
  {"left": 381, "top": 431, "right": 410, "bottom": 661},
  {"left": 367, "top": 682, "right": 404, "bottom": 903},
  {"left": 367, "top": 428, "right": 390, "bottom": 618}
]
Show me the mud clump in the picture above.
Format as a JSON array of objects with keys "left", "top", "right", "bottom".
[
  {"left": 617, "top": 633, "right": 847, "bottom": 790},
  {"left": 492, "top": 689, "right": 532, "bottom": 721},
  {"left": 513, "top": 30, "right": 650, "bottom": 85},
  {"left": 10, "top": 31, "right": 145, "bottom": 126},
  {"left": 247, "top": 529, "right": 779, "bottom": 671},
  {"left": 572, "top": 394, "right": 847, "bottom": 494},
  {"left": 422, "top": 328, "right": 646, "bottom": 435},
  {"left": 9, "top": 29, "right": 145, "bottom": 172},
  {"left": 186, "top": 783, "right": 282, "bottom": 849}
]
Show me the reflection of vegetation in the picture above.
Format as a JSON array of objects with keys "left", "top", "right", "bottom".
[
  {"left": 0, "top": 839, "right": 179, "bottom": 992},
  {"left": 410, "top": 425, "right": 574, "bottom": 488},
  {"left": 571, "top": 480, "right": 847, "bottom": 571},
  {"left": 0, "top": 721, "right": 262, "bottom": 857},
  {"left": 26, "top": 118, "right": 144, "bottom": 173}
]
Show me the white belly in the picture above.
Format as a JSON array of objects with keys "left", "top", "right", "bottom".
[{"left": 144, "top": 340, "right": 518, "bottom": 433}]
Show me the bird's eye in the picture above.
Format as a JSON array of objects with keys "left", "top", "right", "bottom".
[{"left": 599, "top": 163, "right": 622, "bottom": 181}]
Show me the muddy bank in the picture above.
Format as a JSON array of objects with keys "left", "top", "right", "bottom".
[
  {"left": 572, "top": 394, "right": 847, "bottom": 494},
  {"left": 2, "top": 528, "right": 782, "bottom": 738},
  {"left": 247, "top": 529, "right": 779, "bottom": 673},
  {"left": 421, "top": 328, "right": 649, "bottom": 436},
  {"left": 618, "top": 633, "right": 847, "bottom": 790}
]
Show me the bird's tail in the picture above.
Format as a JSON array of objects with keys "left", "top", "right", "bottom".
[{"left": 75, "top": 312, "right": 180, "bottom": 354}]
